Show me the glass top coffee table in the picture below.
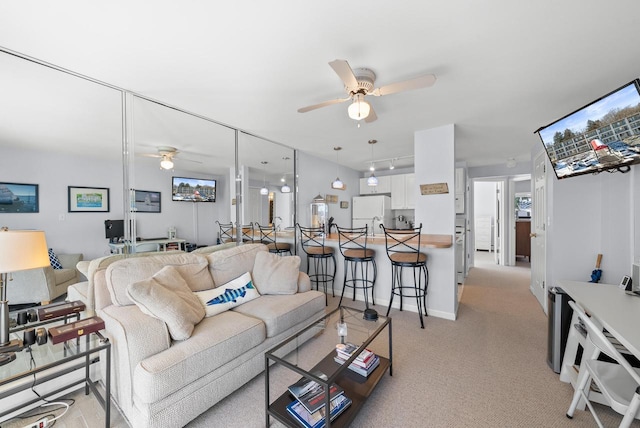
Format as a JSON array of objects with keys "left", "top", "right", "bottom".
[{"left": 265, "top": 305, "right": 392, "bottom": 427}]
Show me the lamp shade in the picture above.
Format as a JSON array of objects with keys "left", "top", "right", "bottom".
[
  {"left": 281, "top": 184, "right": 291, "bottom": 193},
  {"left": 331, "top": 178, "right": 344, "bottom": 190},
  {"left": 260, "top": 186, "right": 269, "bottom": 195},
  {"left": 367, "top": 173, "right": 379, "bottom": 187},
  {"left": 0, "top": 230, "right": 49, "bottom": 272}
]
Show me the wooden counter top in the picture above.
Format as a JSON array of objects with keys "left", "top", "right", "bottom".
[
  {"left": 323, "top": 232, "right": 453, "bottom": 248},
  {"left": 232, "top": 229, "right": 452, "bottom": 248}
]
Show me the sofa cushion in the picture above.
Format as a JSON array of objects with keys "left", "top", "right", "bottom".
[
  {"left": 133, "top": 310, "right": 265, "bottom": 404},
  {"left": 106, "top": 253, "right": 213, "bottom": 306},
  {"left": 206, "top": 243, "right": 267, "bottom": 286},
  {"left": 127, "top": 266, "right": 205, "bottom": 341},
  {"left": 195, "top": 272, "right": 260, "bottom": 317},
  {"left": 232, "top": 291, "right": 325, "bottom": 337},
  {"left": 252, "top": 252, "right": 300, "bottom": 295}
]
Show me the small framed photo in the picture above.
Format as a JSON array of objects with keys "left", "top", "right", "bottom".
[
  {"left": 68, "top": 186, "right": 110, "bottom": 212},
  {"left": 0, "top": 182, "right": 39, "bottom": 213},
  {"left": 132, "top": 189, "right": 161, "bottom": 213},
  {"left": 340, "top": 201, "right": 349, "bottom": 209}
]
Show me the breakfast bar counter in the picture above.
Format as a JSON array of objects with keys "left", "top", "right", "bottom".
[{"left": 276, "top": 230, "right": 453, "bottom": 316}]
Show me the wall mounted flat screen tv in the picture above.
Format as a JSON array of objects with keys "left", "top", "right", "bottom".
[
  {"left": 133, "top": 189, "right": 161, "bottom": 213},
  {"left": 172, "top": 176, "right": 216, "bottom": 202},
  {"left": 536, "top": 79, "right": 640, "bottom": 179}
]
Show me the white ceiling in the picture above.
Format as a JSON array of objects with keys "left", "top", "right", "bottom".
[{"left": 2, "top": 1, "right": 640, "bottom": 174}]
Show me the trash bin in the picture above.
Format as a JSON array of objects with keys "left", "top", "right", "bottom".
[{"left": 547, "top": 286, "right": 573, "bottom": 373}]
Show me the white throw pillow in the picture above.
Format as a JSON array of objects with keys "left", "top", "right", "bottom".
[
  {"left": 252, "top": 251, "right": 300, "bottom": 295},
  {"left": 127, "top": 265, "right": 205, "bottom": 341},
  {"left": 195, "top": 272, "right": 260, "bottom": 317}
]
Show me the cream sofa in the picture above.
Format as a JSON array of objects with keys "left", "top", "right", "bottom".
[
  {"left": 8, "top": 253, "right": 83, "bottom": 305},
  {"left": 92, "top": 243, "right": 326, "bottom": 428}
]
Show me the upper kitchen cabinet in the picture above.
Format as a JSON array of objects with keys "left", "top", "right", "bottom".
[
  {"left": 391, "top": 173, "right": 415, "bottom": 209},
  {"left": 359, "top": 175, "right": 391, "bottom": 195},
  {"left": 455, "top": 168, "right": 466, "bottom": 214}
]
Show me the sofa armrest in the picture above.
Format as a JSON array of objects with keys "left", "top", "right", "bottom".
[
  {"left": 75, "top": 260, "right": 90, "bottom": 281},
  {"left": 297, "top": 271, "right": 311, "bottom": 293},
  {"left": 98, "top": 304, "right": 170, "bottom": 412}
]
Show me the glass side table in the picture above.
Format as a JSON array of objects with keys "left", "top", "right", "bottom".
[{"left": 0, "top": 321, "right": 111, "bottom": 428}]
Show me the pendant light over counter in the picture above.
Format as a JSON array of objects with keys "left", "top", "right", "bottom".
[
  {"left": 331, "top": 147, "right": 345, "bottom": 190},
  {"left": 281, "top": 156, "right": 291, "bottom": 193},
  {"left": 367, "top": 139, "right": 378, "bottom": 187},
  {"left": 260, "top": 161, "right": 269, "bottom": 195}
]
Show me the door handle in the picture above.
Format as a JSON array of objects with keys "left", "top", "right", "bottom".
[{"left": 530, "top": 233, "right": 537, "bottom": 238}]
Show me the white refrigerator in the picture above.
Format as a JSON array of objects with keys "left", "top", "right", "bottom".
[{"left": 352, "top": 195, "right": 393, "bottom": 233}]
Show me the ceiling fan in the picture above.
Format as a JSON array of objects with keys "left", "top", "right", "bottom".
[
  {"left": 298, "top": 59, "right": 436, "bottom": 123},
  {"left": 138, "top": 146, "right": 202, "bottom": 170}
]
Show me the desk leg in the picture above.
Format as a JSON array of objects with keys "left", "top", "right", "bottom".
[{"left": 559, "top": 311, "right": 580, "bottom": 384}]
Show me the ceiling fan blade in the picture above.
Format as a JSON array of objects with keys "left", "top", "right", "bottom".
[
  {"left": 298, "top": 96, "right": 351, "bottom": 113},
  {"left": 180, "top": 157, "right": 203, "bottom": 164},
  {"left": 371, "top": 74, "right": 437, "bottom": 97},
  {"left": 329, "top": 59, "right": 359, "bottom": 92},
  {"left": 364, "top": 105, "right": 378, "bottom": 123},
  {"left": 139, "top": 153, "right": 162, "bottom": 158}
]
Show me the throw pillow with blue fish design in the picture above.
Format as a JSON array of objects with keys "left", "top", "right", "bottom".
[
  {"left": 194, "top": 272, "right": 260, "bottom": 317},
  {"left": 207, "top": 280, "right": 256, "bottom": 305}
]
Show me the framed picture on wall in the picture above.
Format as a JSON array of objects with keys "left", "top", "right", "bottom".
[
  {"left": 132, "top": 189, "right": 161, "bottom": 213},
  {"left": 68, "top": 186, "right": 110, "bottom": 212},
  {"left": 0, "top": 182, "right": 39, "bottom": 213}
]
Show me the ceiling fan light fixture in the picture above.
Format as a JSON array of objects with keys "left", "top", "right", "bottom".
[
  {"left": 160, "top": 156, "right": 174, "bottom": 170},
  {"left": 347, "top": 94, "right": 370, "bottom": 120}
]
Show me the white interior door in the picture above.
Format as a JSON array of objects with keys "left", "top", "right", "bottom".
[
  {"left": 494, "top": 182, "right": 503, "bottom": 265},
  {"left": 531, "top": 151, "right": 547, "bottom": 312}
]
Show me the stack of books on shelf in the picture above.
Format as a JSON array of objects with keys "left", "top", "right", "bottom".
[
  {"left": 334, "top": 342, "right": 380, "bottom": 378},
  {"left": 287, "top": 372, "right": 352, "bottom": 428}
]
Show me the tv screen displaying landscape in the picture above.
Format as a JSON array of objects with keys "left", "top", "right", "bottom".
[
  {"left": 536, "top": 79, "right": 640, "bottom": 179},
  {"left": 172, "top": 177, "right": 216, "bottom": 202},
  {"left": 133, "top": 189, "right": 161, "bottom": 213}
]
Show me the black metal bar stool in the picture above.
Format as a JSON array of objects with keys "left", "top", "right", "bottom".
[
  {"left": 336, "top": 225, "right": 378, "bottom": 320},
  {"left": 256, "top": 223, "right": 292, "bottom": 255},
  {"left": 381, "top": 224, "right": 429, "bottom": 328},
  {"left": 238, "top": 222, "right": 259, "bottom": 243},
  {"left": 216, "top": 221, "right": 235, "bottom": 243},
  {"left": 297, "top": 224, "right": 336, "bottom": 305}
]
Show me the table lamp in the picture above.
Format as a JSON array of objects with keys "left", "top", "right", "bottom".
[{"left": 0, "top": 228, "right": 50, "bottom": 356}]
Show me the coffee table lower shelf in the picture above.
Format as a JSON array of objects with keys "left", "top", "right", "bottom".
[{"left": 268, "top": 352, "right": 391, "bottom": 428}]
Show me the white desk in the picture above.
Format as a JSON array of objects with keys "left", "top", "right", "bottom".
[
  {"left": 557, "top": 280, "right": 640, "bottom": 407},
  {"left": 108, "top": 238, "right": 186, "bottom": 254}
]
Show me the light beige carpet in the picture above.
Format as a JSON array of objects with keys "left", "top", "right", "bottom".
[{"left": 7, "top": 253, "right": 638, "bottom": 427}]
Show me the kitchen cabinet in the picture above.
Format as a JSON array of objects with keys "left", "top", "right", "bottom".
[
  {"left": 455, "top": 194, "right": 465, "bottom": 214},
  {"left": 390, "top": 173, "right": 415, "bottom": 209},
  {"left": 455, "top": 168, "right": 466, "bottom": 214},
  {"left": 359, "top": 175, "right": 391, "bottom": 195},
  {"left": 455, "top": 168, "right": 466, "bottom": 193}
]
